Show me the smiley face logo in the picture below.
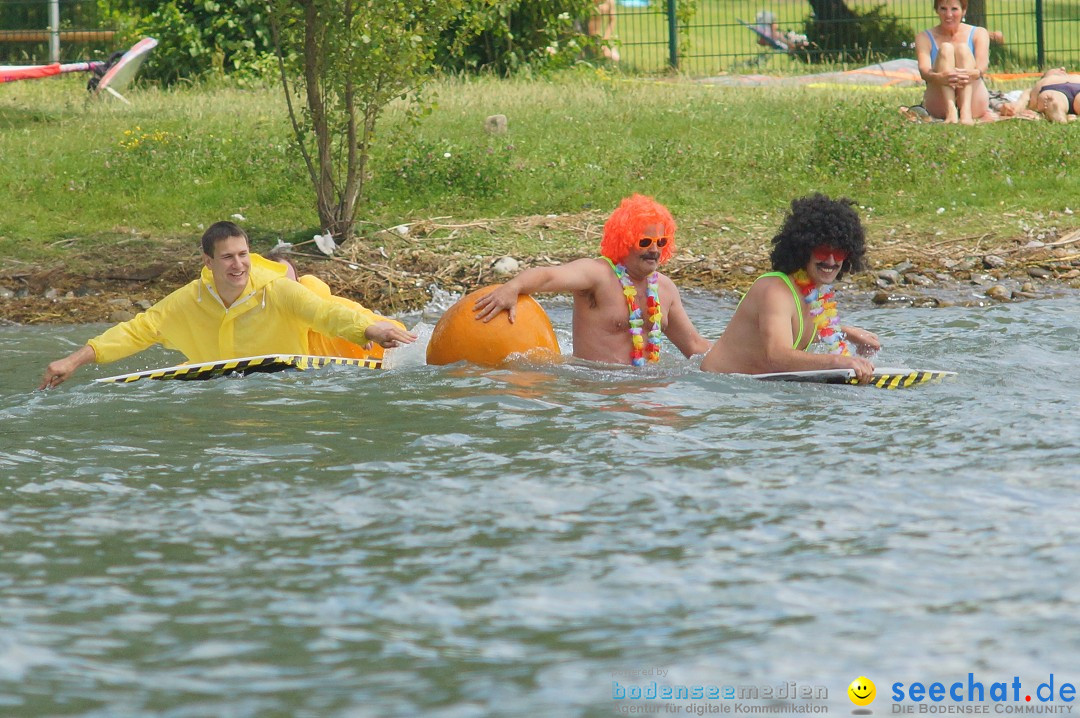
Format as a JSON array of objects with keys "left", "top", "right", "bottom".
[{"left": 848, "top": 676, "right": 876, "bottom": 706}]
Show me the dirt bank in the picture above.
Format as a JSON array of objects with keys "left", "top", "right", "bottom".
[{"left": 2, "top": 214, "right": 1078, "bottom": 325}]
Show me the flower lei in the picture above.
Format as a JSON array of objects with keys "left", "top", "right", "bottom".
[
  {"left": 613, "top": 263, "right": 662, "bottom": 366},
  {"left": 792, "top": 269, "right": 851, "bottom": 356}
]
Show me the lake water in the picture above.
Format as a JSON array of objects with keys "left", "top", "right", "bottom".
[{"left": 3, "top": 290, "right": 1080, "bottom": 717}]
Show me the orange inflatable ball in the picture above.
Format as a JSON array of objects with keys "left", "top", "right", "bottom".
[{"left": 426, "top": 285, "right": 561, "bottom": 367}]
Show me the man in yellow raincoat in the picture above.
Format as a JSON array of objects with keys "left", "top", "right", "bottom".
[{"left": 39, "top": 221, "right": 415, "bottom": 389}]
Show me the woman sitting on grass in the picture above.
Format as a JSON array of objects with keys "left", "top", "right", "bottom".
[{"left": 915, "top": 0, "right": 990, "bottom": 124}]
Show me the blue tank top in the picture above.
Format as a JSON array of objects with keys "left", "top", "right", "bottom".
[{"left": 926, "top": 26, "right": 975, "bottom": 65}]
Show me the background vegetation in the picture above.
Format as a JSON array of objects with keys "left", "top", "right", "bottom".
[
  {"left": 3, "top": 0, "right": 1077, "bottom": 76},
  {"left": 0, "top": 0, "right": 1076, "bottom": 288},
  {"left": 89, "top": 0, "right": 604, "bottom": 83},
  {"left": 99, "top": 0, "right": 1080, "bottom": 78},
  {"left": 1, "top": 71, "right": 1075, "bottom": 272}
]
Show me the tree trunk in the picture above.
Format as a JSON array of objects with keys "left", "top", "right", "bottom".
[
  {"left": 302, "top": 2, "right": 337, "bottom": 240},
  {"left": 965, "top": 0, "right": 986, "bottom": 30},
  {"left": 805, "top": 0, "right": 859, "bottom": 59},
  {"left": 807, "top": 0, "right": 858, "bottom": 23},
  {"left": 271, "top": 0, "right": 464, "bottom": 248}
]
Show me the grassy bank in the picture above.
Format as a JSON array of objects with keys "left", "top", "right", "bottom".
[{"left": 1, "top": 70, "right": 1077, "bottom": 278}]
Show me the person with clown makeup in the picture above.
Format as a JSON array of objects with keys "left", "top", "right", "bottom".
[
  {"left": 473, "top": 194, "right": 711, "bottom": 366},
  {"left": 701, "top": 194, "right": 880, "bottom": 382}
]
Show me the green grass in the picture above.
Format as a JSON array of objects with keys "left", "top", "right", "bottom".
[
  {"left": 612, "top": 0, "right": 1080, "bottom": 74},
  {"left": 0, "top": 77, "right": 313, "bottom": 270},
  {"left": 1, "top": 71, "right": 1077, "bottom": 270},
  {"left": 372, "top": 73, "right": 1079, "bottom": 244}
]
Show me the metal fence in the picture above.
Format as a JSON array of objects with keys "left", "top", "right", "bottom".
[
  {"left": 3, "top": 0, "right": 1076, "bottom": 76},
  {"left": 608, "top": 0, "right": 1080, "bottom": 75},
  {"left": 0, "top": 0, "right": 115, "bottom": 64}
]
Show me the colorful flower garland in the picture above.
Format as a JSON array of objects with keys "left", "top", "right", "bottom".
[
  {"left": 792, "top": 269, "right": 851, "bottom": 356},
  {"left": 613, "top": 263, "right": 662, "bottom": 366}
]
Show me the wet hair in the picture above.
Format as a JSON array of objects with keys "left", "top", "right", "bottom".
[
  {"left": 200, "top": 221, "right": 249, "bottom": 257},
  {"left": 267, "top": 252, "right": 298, "bottom": 280},
  {"left": 599, "top": 194, "right": 677, "bottom": 265},
  {"left": 769, "top": 194, "right": 867, "bottom": 280},
  {"left": 934, "top": 0, "right": 968, "bottom": 12}
]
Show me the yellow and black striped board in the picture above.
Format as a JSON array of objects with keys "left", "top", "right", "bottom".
[
  {"left": 95, "top": 354, "right": 381, "bottom": 384},
  {"left": 753, "top": 367, "right": 956, "bottom": 389}
]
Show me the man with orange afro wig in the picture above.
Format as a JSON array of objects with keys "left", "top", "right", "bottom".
[{"left": 474, "top": 194, "right": 710, "bottom": 366}]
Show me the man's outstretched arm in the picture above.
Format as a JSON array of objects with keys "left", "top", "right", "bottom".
[
  {"left": 840, "top": 325, "right": 881, "bottom": 356},
  {"left": 40, "top": 345, "right": 96, "bottom": 390},
  {"left": 473, "top": 259, "right": 604, "bottom": 323},
  {"left": 661, "top": 284, "right": 712, "bottom": 358},
  {"left": 363, "top": 321, "right": 417, "bottom": 348}
]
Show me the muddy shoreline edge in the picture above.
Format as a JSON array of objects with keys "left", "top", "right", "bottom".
[{"left": 3, "top": 224, "right": 1079, "bottom": 326}]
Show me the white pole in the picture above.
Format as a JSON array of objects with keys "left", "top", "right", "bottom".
[{"left": 49, "top": 0, "right": 61, "bottom": 63}]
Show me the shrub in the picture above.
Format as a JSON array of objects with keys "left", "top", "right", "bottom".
[
  {"left": 132, "top": 0, "right": 276, "bottom": 84},
  {"left": 804, "top": 5, "right": 914, "bottom": 64},
  {"left": 438, "top": 0, "right": 597, "bottom": 75}
]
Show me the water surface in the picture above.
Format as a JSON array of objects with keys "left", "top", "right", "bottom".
[{"left": 3, "top": 292, "right": 1079, "bottom": 717}]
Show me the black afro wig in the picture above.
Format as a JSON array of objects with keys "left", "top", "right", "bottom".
[{"left": 769, "top": 194, "right": 867, "bottom": 280}]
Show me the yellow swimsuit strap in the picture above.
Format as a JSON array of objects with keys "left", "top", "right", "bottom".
[{"left": 736, "top": 272, "right": 804, "bottom": 349}]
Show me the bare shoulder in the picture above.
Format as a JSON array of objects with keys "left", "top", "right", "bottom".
[
  {"left": 579, "top": 256, "right": 614, "bottom": 272},
  {"left": 541, "top": 256, "right": 614, "bottom": 294},
  {"left": 573, "top": 257, "right": 616, "bottom": 284},
  {"left": 748, "top": 273, "right": 789, "bottom": 295},
  {"left": 553, "top": 257, "right": 607, "bottom": 275},
  {"left": 656, "top": 272, "right": 681, "bottom": 293},
  {"left": 744, "top": 274, "right": 796, "bottom": 310}
]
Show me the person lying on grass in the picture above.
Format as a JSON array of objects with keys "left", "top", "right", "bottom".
[{"left": 999, "top": 67, "right": 1080, "bottom": 123}]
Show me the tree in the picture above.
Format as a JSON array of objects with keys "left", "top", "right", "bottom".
[
  {"left": 807, "top": 0, "right": 859, "bottom": 26},
  {"left": 268, "top": 0, "right": 465, "bottom": 244},
  {"left": 810, "top": 0, "right": 985, "bottom": 32},
  {"left": 964, "top": 0, "right": 987, "bottom": 32},
  {"left": 803, "top": 0, "right": 913, "bottom": 63}
]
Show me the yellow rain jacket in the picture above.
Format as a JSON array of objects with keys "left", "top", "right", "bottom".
[
  {"left": 88, "top": 254, "right": 379, "bottom": 364},
  {"left": 299, "top": 274, "right": 404, "bottom": 361}
]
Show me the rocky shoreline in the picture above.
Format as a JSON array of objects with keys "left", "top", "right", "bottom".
[{"left": 2, "top": 222, "right": 1078, "bottom": 326}]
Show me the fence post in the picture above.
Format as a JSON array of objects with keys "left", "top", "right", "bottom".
[
  {"left": 667, "top": 0, "right": 679, "bottom": 70},
  {"left": 1034, "top": 0, "right": 1045, "bottom": 69},
  {"left": 48, "top": 0, "right": 61, "bottom": 63}
]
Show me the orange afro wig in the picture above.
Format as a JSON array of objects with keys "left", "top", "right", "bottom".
[{"left": 599, "top": 194, "right": 677, "bottom": 265}]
